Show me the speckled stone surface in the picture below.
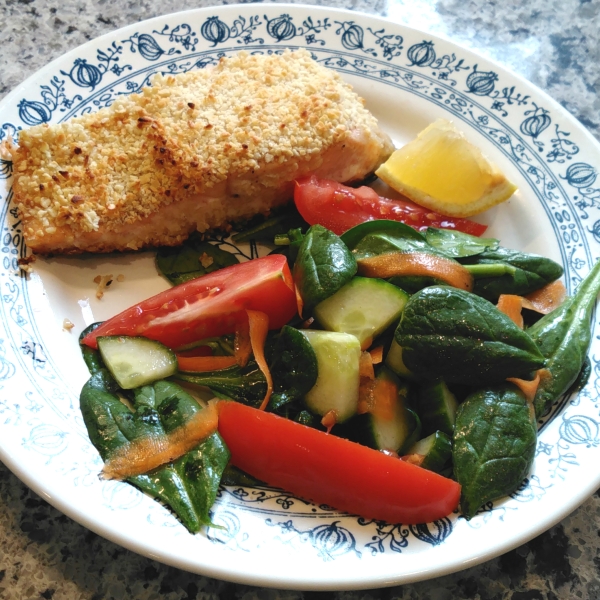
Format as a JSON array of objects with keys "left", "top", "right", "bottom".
[{"left": 1, "top": 0, "right": 599, "bottom": 598}]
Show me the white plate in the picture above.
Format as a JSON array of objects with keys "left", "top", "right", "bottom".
[{"left": 1, "top": 3, "right": 599, "bottom": 591}]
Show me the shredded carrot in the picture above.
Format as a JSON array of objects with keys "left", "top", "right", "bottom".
[
  {"left": 507, "top": 372, "right": 541, "bottom": 402},
  {"left": 369, "top": 346, "right": 384, "bottom": 365},
  {"left": 370, "top": 378, "right": 397, "bottom": 422},
  {"left": 507, "top": 368, "right": 551, "bottom": 409},
  {"left": 246, "top": 310, "right": 274, "bottom": 411},
  {"left": 497, "top": 294, "right": 525, "bottom": 328},
  {"left": 359, "top": 351, "right": 375, "bottom": 379},
  {"left": 401, "top": 453, "right": 425, "bottom": 467},
  {"left": 295, "top": 284, "right": 304, "bottom": 320},
  {"left": 357, "top": 252, "right": 473, "bottom": 291},
  {"left": 234, "top": 318, "right": 252, "bottom": 367},
  {"left": 177, "top": 355, "right": 238, "bottom": 372},
  {"left": 321, "top": 409, "right": 338, "bottom": 433},
  {"left": 101, "top": 400, "right": 220, "bottom": 480},
  {"left": 357, "top": 377, "right": 376, "bottom": 414},
  {"left": 524, "top": 280, "right": 567, "bottom": 314}
]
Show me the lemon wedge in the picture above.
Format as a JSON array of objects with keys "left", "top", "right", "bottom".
[{"left": 375, "top": 119, "right": 517, "bottom": 217}]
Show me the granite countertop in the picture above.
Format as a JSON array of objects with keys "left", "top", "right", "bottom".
[{"left": 1, "top": 0, "right": 599, "bottom": 598}]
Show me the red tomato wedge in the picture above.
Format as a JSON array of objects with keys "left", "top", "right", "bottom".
[
  {"left": 295, "top": 176, "right": 488, "bottom": 237},
  {"left": 217, "top": 401, "right": 461, "bottom": 524},
  {"left": 82, "top": 255, "right": 297, "bottom": 350}
]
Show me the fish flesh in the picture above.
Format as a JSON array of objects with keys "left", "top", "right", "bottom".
[{"left": 5, "top": 50, "right": 393, "bottom": 254}]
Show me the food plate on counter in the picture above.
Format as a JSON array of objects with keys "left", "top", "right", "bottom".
[{"left": 1, "top": 3, "right": 599, "bottom": 591}]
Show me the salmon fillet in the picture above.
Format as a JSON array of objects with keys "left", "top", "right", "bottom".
[{"left": 6, "top": 49, "right": 393, "bottom": 254}]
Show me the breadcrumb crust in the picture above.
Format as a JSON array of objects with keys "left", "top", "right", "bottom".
[{"left": 7, "top": 49, "right": 392, "bottom": 254}]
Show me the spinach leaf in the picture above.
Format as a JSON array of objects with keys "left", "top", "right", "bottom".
[
  {"left": 394, "top": 286, "right": 545, "bottom": 385},
  {"left": 266, "top": 325, "right": 318, "bottom": 411},
  {"left": 341, "top": 220, "right": 426, "bottom": 253},
  {"left": 425, "top": 227, "right": 499, "bottom": 258},
  {"left": 232, "top": 208, "right": 307, "bottom": 243},
  {"left": 156, "top": 233, "right": 239, "bottom": 285},
  {"left": 174, "top": 361, "right": 267, "bottom": 406},
  {"left": 79, "top": 346, "right": 229, "bottom": 533},
  {"left": 174, "top": 328, "right": 318, "bottom": 412},
  {"left": 341, "top": 221, "right": 465, "bottom": 293},
  {"left": 273, "top": 227, "right": 305, "bottom": 266},
  {"left": 293, "top": 224, "right": 357, "bottom": 314},
  {"left": 459, "top": 247, "right": 564, "bottom": 301},
  {"left": 453, "top": 383, "right": 537, "bottom": 519},
  {"left": 528, "top": 258, "right": 600, "bottom": 417}
]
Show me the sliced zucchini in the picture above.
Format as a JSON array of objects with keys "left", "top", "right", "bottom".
[
  {"left": 415, "top": 380, "right": 458, "bottom": 436},
  {"left": 406, "top": 431, "right": 452, "bottom": 473},
  {"left": 97, "top": 336, "right": 177, "bottom": 390},
  {"left": 337, "top": 367, "right": 421, "bottom": 453},
  {"left": 300, "top": 330, "right": 361, "bottom": 423},
  {"left": 314, "top": 277, "right": 408, "bottom": 348}
]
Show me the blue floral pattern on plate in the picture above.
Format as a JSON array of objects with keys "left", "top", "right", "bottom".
[{"left": 1, "top": 4, "right": 600, "bottom": 589}]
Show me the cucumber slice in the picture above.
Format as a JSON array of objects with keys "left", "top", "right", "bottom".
[
  {"left": 314, "top": 277, "right": 409, "bottom": 348},
  {"left": 416, "top": 380, "right": 458, "bottom": 436},
  {"left": 406, "top": 431, "right": 452, "bottom": 473},
  {"left": 301, "top": 330, "right": 361, "bottom": 423},
  {"left": 97, "top": 336, "right": 177, "bottom": 390},
  {"left": 385, "top": 339, "right": 415, "bottom": 379},
  {"left": 337, "top": 367, "right": 421, "bottom": 453}
]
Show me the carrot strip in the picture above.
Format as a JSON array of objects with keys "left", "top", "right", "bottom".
[
  {"left": 234, "top": 318, "right": 252, "bottom": 367},
  {"left": 369, "top": 346, "right": 384, "bottom": 365},
  {"left": 247, "top": 310, "right": 274, "bottom": 411},
  {"left": 359, "top": 351, "right": 375, "bottom": 379},
  {"left": 101, "top": 400, "right": 220, "bottom": 480},
  {"left": 507, "top": 372, "right": 540, "bottom": 402},
  {"left": 370, "top": 378, "right": 397, "bottom": 422},
  {"left": 524, "top": 280, "right": 567, "bottom": 314},
  {"left": 295, "top": 284, "right": 304, "bottom": 320},
  {"left": 321, "top": 410, "right": 338, "bottom": 433},
  {"left": 357, "top": 377, "right": 376, "bottom": 415},
  {"left": 177, "top": 355, "right": 238, "bottom": 372},
  {"left": 357, "top": 252, "right": 473, "bottom": 291},
  {"left": 497, "top": 294, "right": 525, "bottom": 328},
  {"left": 357, "top": 376, "right": 397, "bottom": 421},
  {"left": 507, "top": 369, "right": 551, "bottom": 404}
]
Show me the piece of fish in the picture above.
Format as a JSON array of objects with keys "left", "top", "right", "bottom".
[{"left": 5, "top": 49, "right": 393, "bottom": 254}]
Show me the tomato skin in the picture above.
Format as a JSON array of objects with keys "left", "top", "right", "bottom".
[
  {"left": 82, "top": 255, "right": 297, "bottom": 350},
  {"left": 217, "top": 401, "right": 461, "bottom": 524},
  {"left": 295, "top": 176, "right": 488, "bottom": 237}
]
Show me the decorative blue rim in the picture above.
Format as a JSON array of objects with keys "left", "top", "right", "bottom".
[{"left": 1, "top": 4, "right": 599, "bottom": 589}]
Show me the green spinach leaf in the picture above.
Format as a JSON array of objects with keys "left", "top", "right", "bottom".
[
  {"left": 232, "top": 208, "right": 307, "bottom": 243},
  {"left": 266, "top": 325, "right": 318, "bottom": 411},
  {"left": 174, "top": 361, "right": 267, "bottom": 406},
  {"left": 425, "top": 227, "right": 499, "bottom": 258},
  {"left": 453, "top": 383, "right": 537, "bottom": 519},
  {"left": 156, "top": 233, "right": 239, "bottom": 285},
  {"left": 341, "top": 220, "right": 426, "bottom": 253},
  {"left": 293, "top": 224, "right": 357, "bottom": 314},
  {"left": 79, "top": 349, "right": 229, "bottom": 533},
  {"left": 528, "top": 258, "right": 600, "bottom": 417},
  {"left": 394, "top": 286, "right": 545, "bottom": 385},
  {"left": 459, "top": 247, "right": 564, "bottom": 301}
]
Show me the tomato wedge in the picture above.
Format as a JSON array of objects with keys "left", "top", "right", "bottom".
[
  {"left": 217, "top": 401, "right": 461, "bottom": 524},
  {"left": 295, "top": 176, "right": 488, "bottom": 236},
  {"left": 82, "top": 255, "right": 297, "bottom": 350}
]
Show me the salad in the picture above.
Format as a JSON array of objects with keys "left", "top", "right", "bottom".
[{"left": 76, "top": 174, "right": 600, "bottom": 533}]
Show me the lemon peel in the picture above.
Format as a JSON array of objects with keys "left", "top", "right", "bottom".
[{"left": 375, "top": 119, "right": 517, "bottom": 218}]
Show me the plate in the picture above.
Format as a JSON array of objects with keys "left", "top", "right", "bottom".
[{"left": 1, "top": 3, "right": 599, "bottom": 591}]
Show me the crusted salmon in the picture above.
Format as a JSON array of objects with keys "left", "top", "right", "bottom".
[{"left": 6, "top": 49, "right": 393, "bottom": 254}]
